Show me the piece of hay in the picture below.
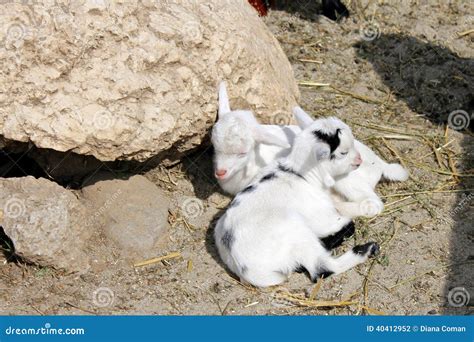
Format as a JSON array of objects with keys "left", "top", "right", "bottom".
[{"left": 134, "top": 252, "right": 181, "bottom": 267}]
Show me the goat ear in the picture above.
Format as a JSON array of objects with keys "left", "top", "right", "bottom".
[
  {"left": 314, "top": 143, "right": 331, "bottom": 161},
  {"left": 252, "top": 126, "right": 291, "bottom": 148},
  {"left": 218, "top": 81, "right": 231, "bottom": 118},
  {"left": 292, "top": 106, "right": 313, "bottom": 129},
  {"left": 314, "top": 144, "right": 335, "bottom": 187}
]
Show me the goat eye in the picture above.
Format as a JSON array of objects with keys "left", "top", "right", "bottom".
[{"left": 340, "top": 152, "right": 348, "bottom": 156}]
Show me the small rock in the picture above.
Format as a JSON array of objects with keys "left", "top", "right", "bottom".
[
  {"left": 0, "top": 176, "right": 90, "bottom": 272},
  {"left": 81, "top": 175, "right": 170, "bottom": 258}
]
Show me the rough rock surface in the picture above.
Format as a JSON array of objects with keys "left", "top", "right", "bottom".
[
  {"left": 0, "top": 176, "right": 90, "bottom": 272},
  {"left": 0, "top": 0, "right": 299, "bottom": 162},
  {"left": 81, "top": 174, "right": 170, "bottom": 258}
]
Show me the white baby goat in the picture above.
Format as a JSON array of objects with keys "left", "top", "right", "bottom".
[
  {"left": 214, "top": 115, "right": 380, "bottom": 288},
  {"left": 211, "top": 82, "right": 299, "bottom": 195},
  {"left": 293, "top": 107, "right": 409, "bottom": 218}
]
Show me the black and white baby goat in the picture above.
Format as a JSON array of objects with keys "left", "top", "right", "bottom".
[
  {"left": 293, "top": 107, "right": 409, "bottom": 218},
  {"left": 211, "top": 82, "right": 408, "bottom": 218},
  {"left": 214, "top": 115, "right": 380, "bottom": 287}
]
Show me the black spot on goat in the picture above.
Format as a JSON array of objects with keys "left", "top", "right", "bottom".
[
  {"left": 241, "top": 265, "right": 248, "bottom": 275},
  {"left": 313, "top": 129, "right": 341, "bottom": 154},
  {"left": 312, "top": 265, "right": 334, "bottom": 282},
  {"left": 240, "top": 184, "right": 256, "bottom": 194},
  {"left": 294, "top": 264, "right": 307, "bottom": 274},
  {"left": 277, "top": 163, "right": 305, "bottom": 180},
  {"left": 221, "top": 229, "right": 235, "bottom": 250},
  {"left": 320, "top": 221, "right": 355, "bottom": 250},
  {"left": 260, "top": 172, "right": 277, "bottom": 183}
]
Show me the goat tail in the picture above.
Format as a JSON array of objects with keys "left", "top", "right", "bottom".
[
  {"left": 218, "top": 81, "right": 230, "bottom": 117},
  {"left": 382, "top": 162, "right": 409, "bottom": 182}
]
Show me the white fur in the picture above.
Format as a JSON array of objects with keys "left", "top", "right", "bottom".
[
  {"left": 212, "top": 82, "right": 298, "bottom": 195},
  {"left": 330, "top": 140, "right": 409, "bottom": 217},
  {"left": 293, "top": 106, "right": 409, "bottom": 217},
  {"left": 212, "top": 91, "right": 408, "bottom": 217},
  {"left": 215, "top": 116, "right": 378, "bottom": 287}
]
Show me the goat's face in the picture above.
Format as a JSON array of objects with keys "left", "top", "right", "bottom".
[
  {"left": 317, "top": 121, "right": 361, "bottom": 177},
  {"left": 211, "top": 110, "right": 292, "bottom": 182},
  {"left": 211, "top": 116, "right": 255, "bottom": 181}
]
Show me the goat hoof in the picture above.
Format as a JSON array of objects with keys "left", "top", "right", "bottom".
[
  {"left": 367, "top": 242, "right": 380, "bottom": 257},
  {"left": 353, "top": 242, "right": 380, "bottom": 257},
  {"left": 360, "top": 199, "right": 383, "bottom": 217}
]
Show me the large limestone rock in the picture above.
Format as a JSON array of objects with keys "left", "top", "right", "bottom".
[
  {"left": 0, "top": 176, "right": 90, "bottom": 272},
  {"left": 0, "top": 0, "right": 299, "bottom": 162},
  {"left": 81, "top": 174, "right": 170, "bottom": 258}
]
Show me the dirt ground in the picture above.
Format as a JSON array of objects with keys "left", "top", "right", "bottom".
[{"left": 1, "top": 1, "right": 473, "bottom": 315}]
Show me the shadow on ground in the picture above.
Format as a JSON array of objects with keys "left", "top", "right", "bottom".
[
  {"left": 272, "top": 0, "right": 349, "bottom": 22},
  {"left": 355, "top": 33, "right": 474, "bottom": 314},
  {"left": 0, "top": 134, "right": 221, "bottom": 193}
]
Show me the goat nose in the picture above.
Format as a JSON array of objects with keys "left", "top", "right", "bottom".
[
  {"left": 355, "top": 153, "right": 363, "bottom": 165},
  {"left": 215, "top": 169, "right": 227, "bottom": 177}
]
